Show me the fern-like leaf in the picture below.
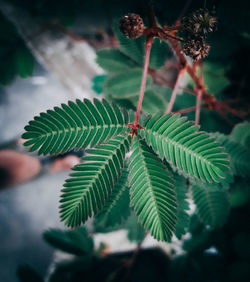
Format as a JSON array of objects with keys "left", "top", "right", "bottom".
[
  {"left": 230, "top": 121, "right": 250, "bottom": 147},
  {"left": 105, "top": 69, "right": 152, "bottom": 98},
  {"left": 60, "top": 134, "right": 131, "bottom": 227},
  {"left": 174, "top": 174, "right": 190, "bottom": 239},
  {"left": 95, "top": 163, "right": 130, "bottom": 227},
  {"left": 43, "top": 227, "right": 94, "bottom": 255},
  {"left": 140, "top": 113, "right": 230, "bottom": 183},
  {"left": 22, "top": 98, "right": 129, "bottom": 155},
  {"left": 128, "top": 138, "right": 177, "bottom": 241},
  {"left": 191, "top": 182, "right": 230, "bottom": 228},
  {"left": 212, "top": 132, "right": 250, "bottom": 177},
  {"left": 96, "top": 49, "right": 137, "bottom": 72}
]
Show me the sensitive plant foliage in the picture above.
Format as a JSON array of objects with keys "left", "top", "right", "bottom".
[
  {"left": 43, "top": 227, "right": 94, "bottom": 255},
  {"left": 191, "top": 182, "right": 230, "bottom": 228},
  {"left": 22, "top": 5, "right": 250, "bottom": 242},
  {"left": 23, "top": 99, "right": 231, "bottom": 241}
]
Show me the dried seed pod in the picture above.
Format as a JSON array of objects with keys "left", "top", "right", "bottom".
[
  {"left": 119, "top": 13, "right": 145, "bottom": 39},
  {"left": 183, "top": 38, "right": 210, "bottom": 61},
  {"left": 182, "top": 8, "right": 217, "bottom": 38}
]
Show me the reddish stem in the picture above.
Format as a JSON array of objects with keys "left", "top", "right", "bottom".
[
  {"left": 129, "top": 36, "right": 153, "bottom": 135},
  {"left": 174, "top": 106, "right": 197, "bottom": 114},
  {"left": 195, "top": 88, "right": 203, "bottom": 125},
  {"left": 166, "top": 68, "right": 185, "bottom": 113},
  {"left": 176, "top": 0, "right": 193, "bottom": 24},
  {"left": 163, "top": 25, "right": 184, "bottom": 31}
]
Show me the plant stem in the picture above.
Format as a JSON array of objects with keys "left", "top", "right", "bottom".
[
  {"left": 176, "top": 0, "right": 193, "bottom": 23},
  {"left": 174, "top": 106, "right": 197, "bottom": 114},
  {"left": 133, "top": 36, "right": 153, "bottom": 126},
  {"left": 166, "top": 68, "right": 185, "bottom": 113},
  {"left": 195, "top": 88, "right": 203, "bottom": 125}
]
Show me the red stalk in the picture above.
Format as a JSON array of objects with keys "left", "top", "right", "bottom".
[
  {"left": 195, "top": 88, "right": 203, "bottom": 125},
  {"left": 166, "top": 68, "right": 185, "bottom": 113},
  {"left": 128, "top": 36, "right": 153, "bottom": 135}
]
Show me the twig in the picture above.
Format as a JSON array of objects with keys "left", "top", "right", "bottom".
[
  {"left": 166, "top": 68, "right": 185, "bottom": 113},
  {"left": 176, "top": 0, "right": 193, "bottom": 24},
  {"left": 195, "top": 88, "right": 203, "bottom": 125},
  {"left": 174, "top": 106, "right": 197, "bottom": 114},
  {"left": 128, "top": 36, "right": 153, "bottom": 135}
]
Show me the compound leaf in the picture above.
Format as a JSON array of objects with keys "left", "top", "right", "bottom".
[
  {"left": 22, "top": 98, "right": 129, "bottom": 155},
  {"left": 43, "top": 227, "right": 94, "bottom": 255},
  {"left": 105, "top": 69, "right": 152, "bottom": 98},
  {"left": 95, "top": 163, "right": 130, "bottom": 227},
  {"left": 60, "top": 134, "right": 131, "bottom": 227},
  {"left": 174, "top": 174, "right": 190, "bottom": 239},
  {"left": 128, "top": 138, "right": 177, "bottom": 241},
  {"left": 230, "top": 122, "right": 250, "bottom": 147},
  {"left": 130, "top": 89, "right": 168, "bottom": 114},
  {"left": 126, "top": 214, "right": 146, "bottom": 243},
  {"left": 140, "top": 113, "right": 230, "bottom": 183},
  {"left": 96, "top": 49, "right": 136, "bottom": 72},
  {"left": 114, "top": 21, "right": 144, "bottom": 65},
  {"left": 191, "top": 182, "right": 230, "bottom": 228},
  {"left": 212, "top": 132, "right": 250, "bottom": 177},
  {"left": 149, "top": 38, "right": 171, "bottom": 69}
]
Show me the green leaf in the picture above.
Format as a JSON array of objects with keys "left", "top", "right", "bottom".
[
  {"left": 203, "top": 62, "right": 230, "bottom": 96},
  {"left": 114, "top": 21, "right": 144, "bottom": 65},
  {"left": 212, "top": 132, "right": 250, "bottom": 177},
  {"left": 230, "top": 122, "right": 250, "bottom": 147},
  {"left": 230, "top": 178, "right": 250, "bottom": 207},
  {"left": 60, "top": 134, "right": 131, "bottom": 227},
  {"left": 96, "top": 49, "right": 136, "bottom": 72},
  {"left": 15, "top": 47, "right": 34, "bottom": 78},
  {"left": 17, "top": 265, "right": 43, "bottom": 282},
  {"left": 105, "top": 69, "right": 152, "bottom": 98},
  {"left": 128, "top": 138, "right": 177, "bottom": 241},
  {"left": 140, "top": 113, "right": 230, "bottom": 183},
  {"left": 126, "top": 214, "right": 146, "bottom": 243},
  {"left": 95, "top": 163, "right": 130, "bottom": 227},
  {"left": 43, "top": 227, "right": 94, "bottom": 255},
  {"left": 174, "top": 174, "right": 190, "bottom": 239},
  {"left": 191, "top": 182, "right": 230, "bottom": 228},
  {"left": 22, "top": 98, "right": 129, "bottom": 155},
  {"left": 149, "top": 38, "right": 171, "bottom": 69},
  {"left": 92, "top": 74, "right": 107, "bottom": 94},
  {"left": 130, "top": 89, "right": 168, "bottom": 114},
  {"left": 114, "top": 22, "right": 170, "bottom": 69}
]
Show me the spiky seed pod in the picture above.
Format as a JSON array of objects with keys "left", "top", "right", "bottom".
[
  {"left": 119, "top": 13, "right": 145, "bottom": 39},
  {"left": 182, "top": 38, "right": 210, "bottom": 61},
  {"left": 182, "top": 8, "right": 217, "bottom": 38}
]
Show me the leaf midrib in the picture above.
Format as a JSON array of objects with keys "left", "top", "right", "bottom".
[
  {"left": 68, "top": 138, "right": 128, "bottom": 219},
  {"left": 36, "top": 124, "right": 127, "bottom": 138},
  {"left": 136, "top": 141, "right": 165, "bottom": 233},
  {"left": 147, "top": 129, "right": 215, "bottom": 168}
]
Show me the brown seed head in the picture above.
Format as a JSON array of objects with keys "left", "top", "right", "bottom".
[
  {"left": 183, "top": 8, "right": 217, "bottom": 38},
  {"left": 119, "top": 13, "right": 145, "bottom": 39},
  {"left": 183, "top": 38, "right": 210, "bottom": 61}
]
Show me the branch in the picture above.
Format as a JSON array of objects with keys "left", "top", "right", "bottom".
[
  {"left": 128, "top": 36, "right": 153, "bottom": 135},
  {"left": 195, "top": 88, "right": 203, "bottom": 125},
  {"left": 166, "top": 68, "right": 185, "bottom": 113}
]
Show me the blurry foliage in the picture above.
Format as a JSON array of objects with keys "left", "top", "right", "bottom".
[
  {"left": 0, "top": 12, "right": 34, "bottom": 85},
  {"left": 3, "top": 0, "right": 248, "bottom": 281}
]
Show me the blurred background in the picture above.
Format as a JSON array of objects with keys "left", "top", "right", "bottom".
[{"left": 0, "top": 0, "right": 250, "bottom": 281}]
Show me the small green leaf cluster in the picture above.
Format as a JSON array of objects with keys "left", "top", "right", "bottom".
[
  {"left": 23, "top": 98, "right": 233, "bottom": 242},
  {"left": 93, "top": 22, "right": 172, "bottom": 113}
]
